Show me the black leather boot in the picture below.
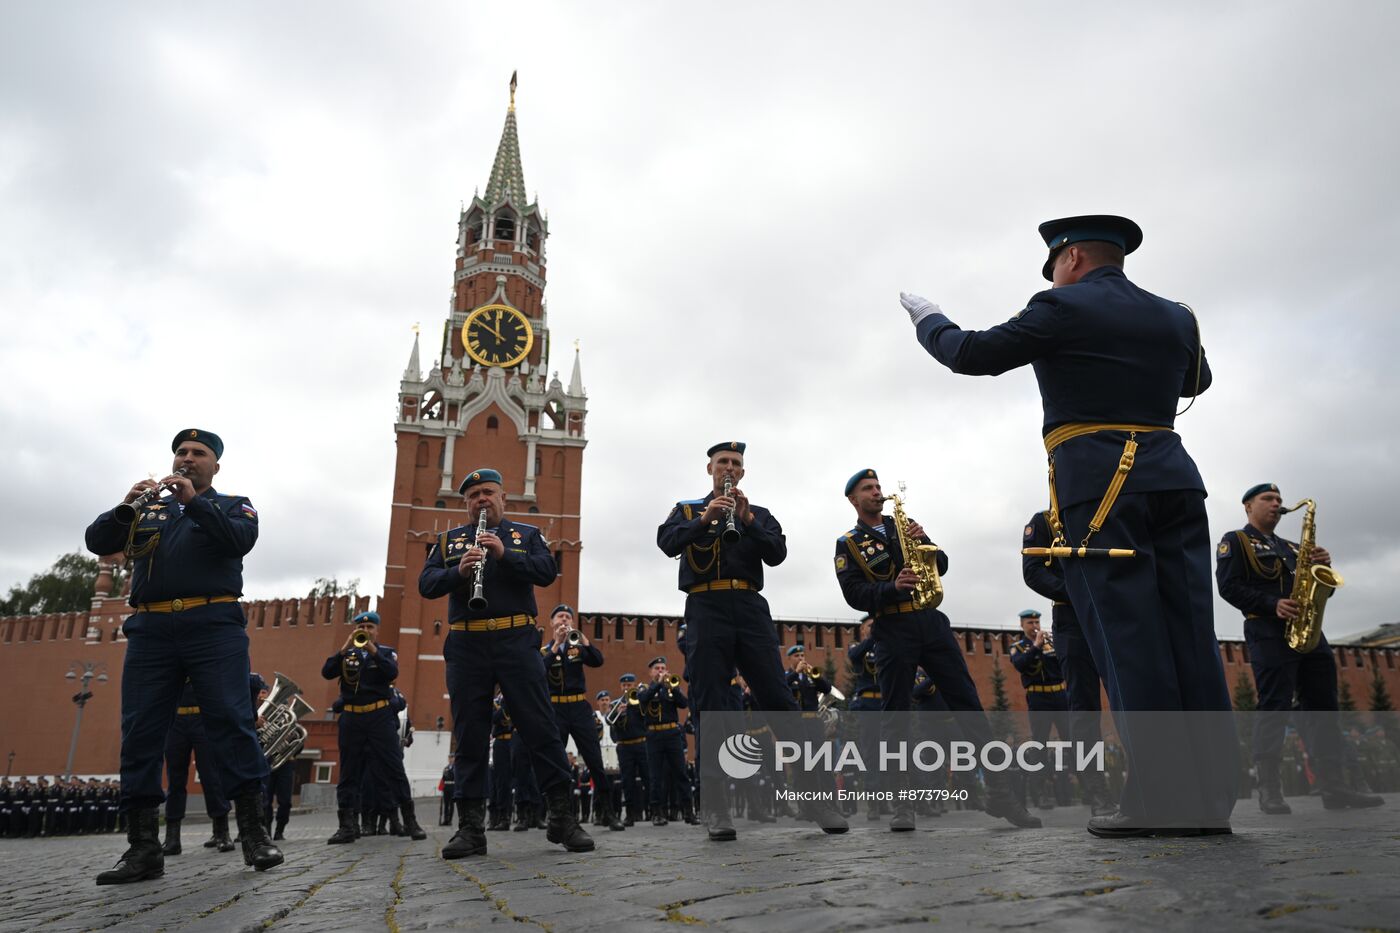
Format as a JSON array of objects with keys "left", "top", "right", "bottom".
[
  {"left": 441, "top": 799, "right": 487, "bottom": 859},
  {"left": 598, "top": 796, "right": 625, "bottom": 832},
  {"left": 361, "top": 810, "right": 376, "bottom": 836},
  {"left": 401, "top": 800, "right": 428, "bottom": 841},
  {"left": 545, "top": 785, "right": 595, "bottom": 852},
  {"left": 328, "top": 808, "right": 358, "bottom": 844},
  {"left": 487, "top": 806, "right": 509, "bottom": 831},
  {"left": 1317, "top": 760, "right": 1385, "bottom": 810},
  {"left": 1256, "top": 758, "right": 1292, "bottom": 815},
  {"left": 387, "top": 810, "right": 404, "bottom": 837},
  {"left": 202, "top": 816, "right": 219, "bottom": 848},
  {"left": 1080, "top": 770, "right": 1117, "bottom": 817},
  {"left": 234, "top": 791, "right": 283, "bottom": 871},
  {"left": 983, "top": 772, "right": 1043, "bottom": 829},
  {"left": 96, "top": 808, "right": 164, "bottom": 885},
  {"left": 273, "top": 818, "right": 287, "bottom": 841},
  {"left": 705, "top": 806, "right": 736, "bottom": 842},
  {"left": 513, "top": 803, "right": 532, "bottom": 831},
  {"left": 211, "top": 813, "right": 236, "bottom": 852},
  {"left": 623, "top": 803, "right": 636, "bottom": 827},
  {"left": 161, "top": 818, "right": 181, "bottom": 856},
  {"left": 681, "top": 800, "right": 700, "bottom": 826}
]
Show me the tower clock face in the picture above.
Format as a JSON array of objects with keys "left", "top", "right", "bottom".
[{"left": 462, "top": 304, "right": 534, "bottom": 368}]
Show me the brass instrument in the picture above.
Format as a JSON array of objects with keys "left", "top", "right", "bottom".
[
  {"left": 115, "top": 468, "right": 190, "bottom": 525},
  {"left": 467, "top": 506, "right": 489, "bottom": 612},
  {"left": 565, "top": 630, "right": 583, "bottom": 647},
  {"left": 665, "top": 674, "right": 681, "bottom": 689},
  {"left": 885, "top": 483, "right": 943, "bottom": 609},
  {"left": 256, "top": 673, "right": 316, "bottom": 770},
  {"left": 626, "top": 686, "right": 642, "bottom": 705},
  {"left": 1280, "top": 499, "right": 1344, "bottom": 654},
  {"left": 721, "top": 475, "right": 740, "bottom": 544},
  {"left": 604, "top": 696, "right": 627, "bottom": 725},
  {"left": 817, "top": 683, "right": 845, "bottom": 727},
  {"left": 352, "top": 630, "right": 372, "bottom": 649}
]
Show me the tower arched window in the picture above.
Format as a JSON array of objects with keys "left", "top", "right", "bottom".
[
  {"left": 486, "top": 415, "right": 499, "bottom": 434},
  {"left": 494, "top": 216, "right": 515, "bottom": 241}
]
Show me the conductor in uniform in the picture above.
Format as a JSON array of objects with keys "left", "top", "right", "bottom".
[
  {"left": 84, "top": 429, "right": 281, "bottom": 884},
  {"left": 658, "top": 441, "right": 848, "bottom": 840},
  {"left": 1216, "top": 483, "right": 1382, "bottom": 813},
  {"left": 901, "top": 216, "right": 1237, "bottom": 836},
  {"left": 419, "top": 468, "right": 594, "bottom": 858}
]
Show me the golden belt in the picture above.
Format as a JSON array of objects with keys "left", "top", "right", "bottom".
[
  {"left": 551, "top": 693, "right": 587, "bottom": 704},
  {"left": 176, "top": 706, "right": 200, "bottom": 715},
  {"left": 496, "top": 731, "right": 513, "bottom": 740},
  {"left": 449, "top": 614, "right": 534, "bottom": 632},
  {"left": 876, "top": 601, "right": 919, "bottom": 618},
  {"left": 688, "top": 579, "right": 753, "bottom": 594},
  {"left": 344, "top": 699, "right": 390, "bottom": 713},
  {"left": 617, "top": 737, "right": 646, "bottom": 746},
  {"left": 858, "top": 690, "right": 882, "bottom": 699},
  {"left": 137, "top": 595, "right": 238, "bottom": 613},
  {"left": 647, "top": 723, "right": 680, "bottom": 732},
  {"left": 1042, "top": 423, "right": 1166, "bottom": 554},
  {"left": 1027, "top": 683, "right": 1066, "bottom": 693}
]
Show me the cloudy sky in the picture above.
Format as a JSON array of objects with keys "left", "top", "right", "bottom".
[{"left": 3, "top": 1, "right": 1397, "bottom": 640}]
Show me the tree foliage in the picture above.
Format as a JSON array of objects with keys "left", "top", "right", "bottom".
[
  {"left": 1370, "top": 662, "right": 1394, "bottom": 713},
  {"left": 1232, "top": 669, "right": 1258, "bottom": 711},
  {"left": 0, "top": 552, "right": 117, "bottom": 616},
  {"left": 307, "top": 576, "right": 360, "bottom": 600}
]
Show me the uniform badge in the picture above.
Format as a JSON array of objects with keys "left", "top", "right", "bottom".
[
  {"left": 158, "top": 513, "right": 168, "bottom": 521},
  {"left": 1217, "top": 540, "right": 1230, "bottom": 557},
  {"left": 834, "top": 555, "right": 847, "bottom": 571},
  {"left": 1024, "top": 525, "right": 1034, "bottom": 538},
  {"left": 875, "top": 543, "right": 885, "bottom": 551},
  {"left": 866, "top": 547, "right": 876, "bottom": 556}
]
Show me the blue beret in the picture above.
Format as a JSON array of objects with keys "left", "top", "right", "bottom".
[
  {"left": 352, "top": 611, "right": 380, "bottom": 626},
  {"left": 173, "top": 428, "right": 224, "bottom": 460},
  {"left": 619, "top": 673, "right": 636, "bottom": 683},
  {"left": 249, "top": 672, "right": 267, "bottom": 692},
  {"left": 786, "top": 644, "right": 806, "bottom": 656},
  {"left": 1038, "top": 214, "right": 1143, "bottom": 281},
  {"left": 595, "top": 690, "right": 611, "bottom": 700},
  {"left": 550, "top": 604, "right": 574, "bottom": 619},
  {"left": 1018, "top": 609, "right": 1042, "bottom": 620},
  {"left": 648, "top": 656, "right": 667, "bottom": 668},
  {"left": 1242, "top": 483, "right": 1279, "bottom": 503},
  {"left": 845, "top": 468, "right": 878, "bottom": 496},
  {"left": 458, "top": 468, "right": 503, "bottom": 495},
  {"left": 706, "top": 441, "right": 746, "bottom": 458}
]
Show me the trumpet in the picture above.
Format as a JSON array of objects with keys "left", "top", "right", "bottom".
[
  {"left": 721, "top": 475, "right": 740, "bottom": 544},
  {"left": 565, "top": 630, "right": 583, "bottom": 647},
  {"left": 626, "top": 686, "right": 642, "bottom": 704},
  {"left": 467, "top": 506, "right": 489, "bottom": 612},
  {"left": 114, "top": 468, "right": 190, "bottom": 524},
  {"left": 665, "top": 674, "right": 681, "bottom": 689},
  {"left": 352, "top": 630, "right": 372, "bottom": 649}
]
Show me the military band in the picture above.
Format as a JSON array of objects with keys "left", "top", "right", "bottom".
[{"left": 1008, "top": 610, "right": 1071, "bottom": 810}]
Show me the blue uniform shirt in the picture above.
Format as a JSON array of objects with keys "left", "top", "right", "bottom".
[
  {"left": 1215, "top": 525, "right": 1299, "bottom": 619},
  {"left": 320, "top": 643, "right": 399, "bottom": 703},
  {"left": 835, "top": 518, "right": 949, "bottom": 615},
  {"left": 1009, "top": 635, "right": 1065, "bottom": 689},
  {"left": 84, "top": 488, "right": 258, "bottom": 605},
  {"left": 785, "top": 669, "right": 832, "bottom": 711},
  {"left": 637, "top": 680, "right": 687, "bottom": 727},
  {"left": 1021, "top": 511, "right": 1071, "bottom": 603},
  {"left": 847, "top": 636, "right": 879, "bottom": 695},
  {"left": 418, "top": 518, "right": 556, "bottom": 620},
  {"left": 609, "top": 701, "right": 648, "bottom": 743},
  {"left": 915, "top": 266, "right": 1212, "bottom": 508},
  {"left": 541, "top": 642, "right": 604, "bottom": 697},
  {"left": 657, "top": 493, "right": 787, "bottom": 591}
]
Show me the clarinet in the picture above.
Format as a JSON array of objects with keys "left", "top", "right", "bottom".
[
  {"left": 721, "top": 475, "right": 740, "bottom": 544},
  {"left": 467, "top": 507, "right": 489, "bottom": 611}
]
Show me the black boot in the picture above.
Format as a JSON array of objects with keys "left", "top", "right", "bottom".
[
  {"left": 361, "top": 810, "right": 376, "bottom": 836},
  {"left": 401, "top": 800, "right": 427, "bottom": 841},
  {"left": 798, "top": 801, "right": 850, "bottom": 834},
  {"left": 96, "top": 808, "right": 164, "bottom": 886},
  {"left": 889, "top": 804, "right": 916, "bottom": 832},
  {"left": 545, "top": 785, "right": 595, "bottom": 852},
  {"left": 984, "top": 772, "right": 1042, "bottom": 829},
  {"left": 377, "top": 813, "right": 389, "bottom": 836},
  {"left": 234, "top": 791, "right": 283, "bottom": 871},
  {"left": 387, "top": 810, "right": 404, "bottom": 837},
  {"left": 623, "top": 803, "right": 636, "bottom": 827},
  {"left": 1256, "top": 758, "right": 1292, "bottom": 815},
  {"left": 328, "top": 808, "right": 358, "bottom": 844},
  {"left": 513, "top": 803, "right": 532, "bottom": 831},
  {"left": 161, "top": 818, "right": 181, "bottom": 856},
  {"left": 599, "top": 797, "right": 625, "bottom": 832},
  {"left": 487, "top": 806, "right": 509, "bottom": 831},
  {"left": 1317, "top": 760, "right": 1385, "bottom": 810},
  {"left": 273, "top": 818, "right": 287, "bottom": 841},
  {"left": 202, "top": 815, "right": 219, "bottom": 848},
  {"left": 211, "top": 813, "right": 236, "bottom": 852},
  {"left": 681, "top": 800, "right": 700, "bottom": 826},
  {"left": 651, "top": 806, "right": 668, "bottom": 827},
  {"left": 704, "top": 807, "right": 736, "bottom": 842},
  {"left": 1080, "top": 771, "right": 1117, "bottom": 817},
  {"left": 441, "top": 799, "right": 487, "bottom": 859}
]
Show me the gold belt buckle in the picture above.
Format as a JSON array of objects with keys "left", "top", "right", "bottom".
[
  {"left": 171, "top": 598, "right": 185, "bottom": 612},
  {"left": 486, "top": 618, "right": 501, "bottom": 632}
]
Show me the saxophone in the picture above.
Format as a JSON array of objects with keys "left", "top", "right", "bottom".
[
  {"left": 885, "top": 484, "right": 944, "bottom": 610},
  {"left": 1281, "top": 499, "right": 1344, "bottom": 654}
]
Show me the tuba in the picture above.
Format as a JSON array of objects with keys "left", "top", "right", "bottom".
[
  {"left": 1281, "top": 499, "right": 1344, "bottom": 654},
  {"left": 257, "top": 673, "right": 316, "bottom": 771},
  {"left": 885, "top": 483, "right": 943, "bottom": 609}
]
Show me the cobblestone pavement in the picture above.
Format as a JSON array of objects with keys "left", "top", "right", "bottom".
[{"left": 1, "top": 796, "right": 1397, "bottom": 932}]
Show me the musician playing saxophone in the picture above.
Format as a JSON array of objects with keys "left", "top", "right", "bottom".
[
  {"left": 1216, "top": 483, "right": 1381, "bottom": 813},
  {"left": 84, "top": 428, "right": 280, "bottom": 885},
  {"left": 835, "top": 468, "right": 1040, "bottom": 833},
  {"left": 419, "top": 468, "right": 593, "bottom": 858}
]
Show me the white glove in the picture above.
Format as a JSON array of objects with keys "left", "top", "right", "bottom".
[{"left": 900, "top": 292, "right": 941, "bottom": 326}]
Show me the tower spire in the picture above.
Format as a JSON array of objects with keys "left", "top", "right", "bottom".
[
  {"left": 568, "top": 341, "right": 584, "bottom": 396},
  {"left": 484, "top": 72, "right": 527, "bottom": 206}
]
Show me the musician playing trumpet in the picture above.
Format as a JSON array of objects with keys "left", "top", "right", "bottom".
[
  {"left": 419, "top": 468, "right": 593, "bottom": 858},
  {"left": 637, "top": 657, "right": 695, "bottom": 826},
  {"left": 784, "top": 645, "right": 830, "bottom": 712},
  {"left": 835, "top": 468, "right": 1040, "bottom": 833}
]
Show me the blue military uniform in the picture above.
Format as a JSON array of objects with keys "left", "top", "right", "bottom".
[
  {"left": 319, "top": 616, "right": 401, "bottom": 833},
  {"left": 609, "top": 675, "right": 650, "bottom": 824},
  {"left": 847, "top": 630, "right": 883, "bottom": 810},
  {"left": 540, "top": 622, "right": 621, "bottom": 829},
  {"left": 784, "top": 652, "right": 831, "bottom": 712},
  {"left": 488, "top": 699, "right": 516, "bottom": 829},
  {"left": 1215, "top": 491, "right": 1381, "bottom": 812},
  {"left": 162, "top": 679, "right": 231, "bottom": 839},
  {"left": 637, "top": 664, "right": 694, "bottom": 824},
  {"left": 907, "top": 218, "right": 1236, "bottom": 831}
]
